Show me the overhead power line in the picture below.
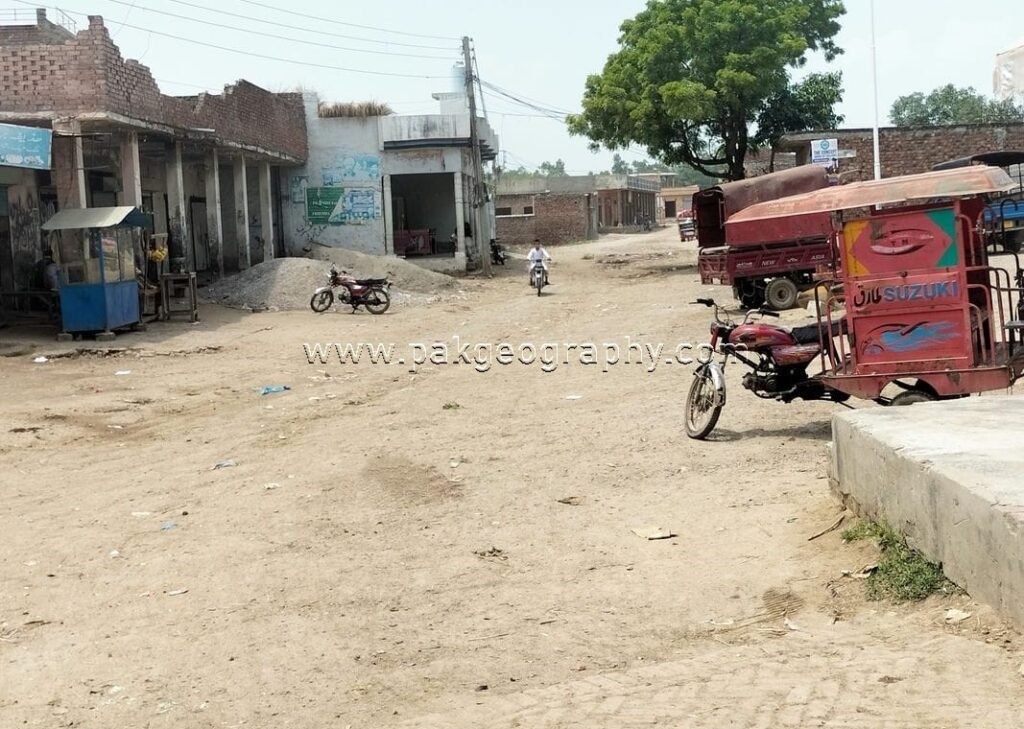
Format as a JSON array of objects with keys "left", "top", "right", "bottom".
[
  {"left": 236, "top": 0, "right": 462, "bottom": 42},
  {"left": 481, "top": 80, "right": 575, "bottom": 117},
  {"left": 15, "top": 2, "right": 450, "bottom": 80},
  {"left": 104, "top": 0, "right": 455, "bottom": 60},
  {"left": 160, "top": 0, "right": 457, "bottom": 51}
]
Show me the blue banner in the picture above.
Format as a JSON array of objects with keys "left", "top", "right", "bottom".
[{"left": 0, "top": 123, "right": 52, "bottom": 170}]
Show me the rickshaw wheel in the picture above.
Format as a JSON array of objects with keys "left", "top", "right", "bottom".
[
  {"left": 765, "top": 278, "right": 799, "bottom": 310},
  {"left": 890, "top": 390, "right": 937, "bottom": 406}
]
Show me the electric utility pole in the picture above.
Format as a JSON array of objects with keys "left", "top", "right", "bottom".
[{"left": 463, "top": 36, "right": 491, "bottom": 276}]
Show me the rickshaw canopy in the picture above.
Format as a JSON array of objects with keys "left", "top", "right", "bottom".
[
  {"left": 931, "top": 151, "right": 1024, "bottom": 171},
  {"left": 725, "top": 167, "right": 1017, "bottom": 224}
]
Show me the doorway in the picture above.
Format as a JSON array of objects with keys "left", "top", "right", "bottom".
[
  {"left": 0, "top": 186, "right": 12, "bottom": 293},
  {"left": 189, "top": 197, "right": 210, "bottom": 272},
  {"left": 665, "top": 200, "right": 677, "bottom": 219}
]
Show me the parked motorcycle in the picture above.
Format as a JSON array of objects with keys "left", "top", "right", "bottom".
[
  {"left": 530, "top": 259, "right": 547, "bottom": 296},
  {"left": 490, "top": 238, "right": 508, "bottom": 266},
  {"left": 684, "top": 298, "right": 849, "bottom": 439},
  {"left": 310, "top": 264, "right": 392, "bottom": 315}
]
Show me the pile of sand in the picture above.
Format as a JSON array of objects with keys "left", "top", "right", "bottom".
[{"left": 201, "top": 254, "right": 460, "bottom": 311}]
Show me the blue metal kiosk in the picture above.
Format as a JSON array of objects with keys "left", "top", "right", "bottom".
[{"left": 42, "top": 206, "right": 153, "bottom": 339}]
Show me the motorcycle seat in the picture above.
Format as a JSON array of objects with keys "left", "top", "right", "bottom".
[
  {"left": 789, "top": 318, "right": 847, "bottom": 345},
  {"left": 354, "top": 278, "right": 389, "bottom": 286}
]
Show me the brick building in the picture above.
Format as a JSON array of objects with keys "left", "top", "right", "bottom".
[
  {"left": 495, "top": 174, "right": 659, "bottom": 246},
  {"left": 493, "top": 190, "right": 596, "bottom": 246},
  {"left": 0, "top": 9, "right": 307, "bottom": 294},
  {"left": 778, "top": 123, "right": 1024, "bottom": 180}
]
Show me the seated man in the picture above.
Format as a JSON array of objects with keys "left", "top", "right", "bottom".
[{"left": 526, "top": 239, "right": 551, "bottom": 285}]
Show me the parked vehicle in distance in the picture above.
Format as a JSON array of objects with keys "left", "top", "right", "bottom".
[
  {"left": 310, "top": 264, "right": 392, "bottom": 315},
  {"left": 931, "top": 151, "right": 1024, "bottom": 253},
  {"left": 693, "top": 165, "right": 835, "bottom": 310},
  {"left": 678, "top": 210, "right": 696, "bottom": 241}
]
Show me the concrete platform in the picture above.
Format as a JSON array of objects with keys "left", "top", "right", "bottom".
[{"left": 830, "top": 395, "right": 1024, "bottom": 630}]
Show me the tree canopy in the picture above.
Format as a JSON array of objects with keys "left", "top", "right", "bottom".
[
  {"left": 567, "top": 0, "right": 846, "bottom": 180},
  {"left": 890, "top": 84, "right": 1024, "bottom": 127},
  {"left": 497, "top": 155, "right": 718, "bottom": 187}
]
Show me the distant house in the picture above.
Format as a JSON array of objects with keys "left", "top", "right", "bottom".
[
  {"left": 495, "top": 174, "right": 660, "bottom": 246},
  {"left": 280, "top": 89, "right": 499, "bottom": 274}
]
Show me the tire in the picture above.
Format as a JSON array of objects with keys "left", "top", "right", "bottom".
[
  {"left": 890, "top": 390, "right": 937, "bottom": 406},
  {"left": 364, "top": 288, "right": 391, "bottom": 315},
  {"left": 684, "top": 367, "right": 724, "bottom": 440},
  {"left": 310, "top": 290, "right": 334, "bottom": 313},
  {"left": 765, "top": 278, "right": 799, "bottom": 310},
  {"left": 535, "top": 272, "right": 544, "bottom": 296}
]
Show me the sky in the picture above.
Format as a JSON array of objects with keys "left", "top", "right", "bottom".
[{"left": 10, "top": 0, "right": 1024, "bottom": 174}]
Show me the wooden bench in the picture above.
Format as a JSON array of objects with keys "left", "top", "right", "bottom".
[{"left": 0, "top": 290, "right": 60, "bottom": 322}]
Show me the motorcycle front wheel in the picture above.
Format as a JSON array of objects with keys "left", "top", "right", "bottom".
[
  {"left": 364, "top": 288, "right": 391, "bottom": 315},
  {"left": 684, "top": 368, "right": 723, "bottom": 440},
  {"left": 310, "top": 290, "right": 334, "bottom": 313}
]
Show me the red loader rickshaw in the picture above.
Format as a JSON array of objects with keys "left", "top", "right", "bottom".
[{"left": 683, "top": 165, "right": 1024, "bottom": 439}]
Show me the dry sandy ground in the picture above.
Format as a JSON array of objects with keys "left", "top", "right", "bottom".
[{"left": 2, "top": 227, "right": 1024, "bottom": 728}]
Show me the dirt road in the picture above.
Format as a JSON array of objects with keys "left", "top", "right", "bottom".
[{"left": 2, "top": 226, "right": 1023, "bottom": 727}]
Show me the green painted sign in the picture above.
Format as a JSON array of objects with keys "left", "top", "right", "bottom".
[{"left": 306, "top": 187, "right": 343, "bottom": 225}]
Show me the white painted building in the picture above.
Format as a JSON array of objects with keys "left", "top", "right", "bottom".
[{"left": 280, "top": 91, "right": 499, "bottom": 273}]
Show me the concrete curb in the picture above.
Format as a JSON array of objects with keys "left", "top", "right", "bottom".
[{"left": 829, "top": 395, "right": 1024, "bottom": 630}]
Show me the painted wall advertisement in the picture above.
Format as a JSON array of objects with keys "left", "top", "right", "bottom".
[{"left": 0, "top": 123, "right": 52, "bottom": 170}]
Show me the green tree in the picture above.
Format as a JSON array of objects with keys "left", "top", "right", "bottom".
[
  {"left": 610, "top": 153, "right": 631, "bottom": 174},
  {"left": 890, "top": 84, "right": 1024, "bottom": 126},
  {"left": 754, "top": 71, "right": 845, "bottom": 171},
  {"left": 568, "top": 0, "right": 845, "bottom": 181},
  {"left": 538, "top": 159, "right": 568, "bottom": 176}
]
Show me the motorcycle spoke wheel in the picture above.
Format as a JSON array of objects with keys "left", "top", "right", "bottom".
[
  {"left": 310, "top": 290, "right": 334, "bottom": 313},
  {"left": 364, "top": 288, "right": 391, "bottom": 315},
  {"left": 684, "top": 371, "right": 723, "bottom": 440}
]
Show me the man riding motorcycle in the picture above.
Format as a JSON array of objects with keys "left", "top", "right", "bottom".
[{"left": 527, "top": 239, "right": 551, "bottom": 285}]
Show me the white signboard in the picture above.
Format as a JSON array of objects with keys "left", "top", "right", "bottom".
[{"left": 810, "top": 138, "right": 839, "bottom": 166}]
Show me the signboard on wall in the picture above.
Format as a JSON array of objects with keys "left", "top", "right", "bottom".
[
  {"left": 306, "top": 187, "right": 344, "bottom": 225},
  {"left": 306, "top": 187, "right": 381, "bottom": 225},
  {"left": 810, "top": 138, "right": 839, "bottom": 167},
  {"left": 0, "top": 123, "right": 52, "bottom": 170}
]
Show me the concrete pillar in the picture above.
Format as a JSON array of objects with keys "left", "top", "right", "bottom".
[
  {"left": 205, "top": 148, "right": 224, "bottom": 275},
  {"left": 258, "top": 161, "right": 274, "bottom": 263},
  {"left": 118, "top": 132, "right": 142, "bottom": 207},
  {"left": 383, "top": 174, "right": 394, "bottom": 255},
  {"left": 453, "top": 171, "right": 465, "bottom": 256},
  {"left": 233, "top": 156, "right": 251, "bottom": 270},
  {"left": 53, "top": 120, "right": 87, "bottom": 209},
  {"left": 165, "top": 141, "right": 190, "bottom": 270}
]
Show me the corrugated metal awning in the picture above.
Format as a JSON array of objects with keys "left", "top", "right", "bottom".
[
  {"left": 726, "top": 167, "right": 1017, "bottom": 224},
  {"left": 42, "top": 206, "right": 154, "bottom": 231}
]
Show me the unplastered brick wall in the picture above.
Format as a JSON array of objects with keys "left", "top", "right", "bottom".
[
  {"left": 0, "top": 15, "right": 307, "bottom": 160},
  {"left": 789, "top": 124, "right": 1024, "bottom": 179},
  {"left": 495, "top": 215, "right": 536, "bottom": 246},
  {"left": 534, "top": 193, "right": 590, "bottom": 244}
]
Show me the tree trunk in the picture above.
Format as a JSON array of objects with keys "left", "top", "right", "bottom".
[{"left": 769, "top": 147, "right": 776, "bottom": 173}]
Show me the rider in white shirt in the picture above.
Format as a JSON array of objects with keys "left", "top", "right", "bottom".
[{"left": 527, "top": 239, "right": 551, "bottom": 285}]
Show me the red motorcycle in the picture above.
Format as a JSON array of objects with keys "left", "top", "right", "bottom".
[
  {"left": 310, "top": 264, "right": 392, "bottom": 315},
  {"left": 684, "top": 298, "right": 849, "bottom": 439}
]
